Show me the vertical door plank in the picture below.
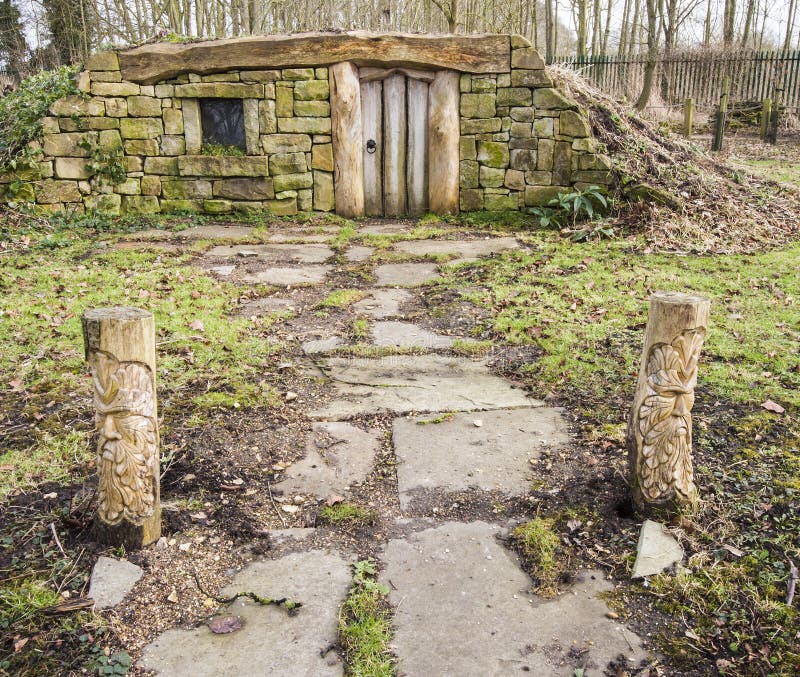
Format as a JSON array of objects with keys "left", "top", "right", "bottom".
[
  {"left": 406, "top": 78, "right": 429, "bottom": 215},
  {"left": 361, "top": 80, "right": 383, "bottom": 217},
  {"left": 428, "top": 70, "right": 460, "bottom": 214},
  {"left": 330, "top": 61, "right": 364, "bottom": 218},
  {"left": 383, "top": 73, "right": 407, "bottom": 217}
]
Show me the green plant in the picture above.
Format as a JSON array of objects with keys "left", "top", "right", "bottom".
[
  {"left": 87, "top": 646, "right": 132, "bottom": 676},
  {"left": 529, "top": 185, "right": 612, "bottom": 240},
  {"left": 200, "top": 142, "right": 244, "bottom": 157},
  {"left": 0, "top": 65, "right": 79, "bottom": 169},
  {"left": 319, "top": 503, "right": 375, "bottom": 525},
  {"left": 80, "top": 140, "right": 127, "bottom": 185},
  {"left": 512, "top": 518, "right": 562, "bottom": 595}
]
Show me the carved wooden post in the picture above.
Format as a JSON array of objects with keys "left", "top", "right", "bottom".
[
  {"left": 82, "top": 307, "right": 161, "bottom": 549},
  {"left": 627, "top": 292, "right": 710, "bottom": 516}
]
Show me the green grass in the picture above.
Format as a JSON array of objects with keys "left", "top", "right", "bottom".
[
  {"left": 338, "top": 560, "right": 394, "bottom": 677},
  {"left": 351, "top": 318, "right": 370, "bottom": 341},
  {"left": 512, "top": 518, "right": 562, "bottom": 596},
  {"left": 319, "top": 503, "right": 375, "bottom": 525},
  {"left": 317, "top": 289, "right": 368, "bottom": 308}
]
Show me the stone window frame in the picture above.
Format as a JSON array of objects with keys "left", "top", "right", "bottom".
[{"left": 181, "top": 95, "right": 261, "bottom": 156}]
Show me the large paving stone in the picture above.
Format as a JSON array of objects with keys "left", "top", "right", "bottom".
[
  {"left": 343, "top": 246, "right": 374, "bottom": 262},
  {"left": 380, "top": 522, "right": 646, "bottom": 676},
  {"left": 352, "top": 289, "right": 411, "bottom": 319},
  {"left": 139, "top": 550, "right": 350, "bottom": 676},
  {"left": 302, "top": 336, "right": 344, "bottom": 354},
  {"left": 88, "top": 556, "right": 142, "bottom": 610},
  {"left": 238, "top": 296, "right": 298, "bottom": 315},
  {"left": 375, "top": 263, "right": 441, "bottom": 286},
  {"left": 125, "top": 225, "right": 254, "bottom": 242},
  {"left": 275, "top": 422, "right": 381, "bottom": 497},
  {"left": 205, "top": 243, "right": 334, "bottom": 264},
  {"left": 371, "top": 321, "right": 455, "bottom": 349},
  {"left": 359, "top": 222, "right": 412, "bottom": 235},
  {"left": 267, "top": 232, "right": 335, "bottom": 243},
  {"left": 308, "top": 355, "right": 538, "bottom": 419},
  {"left": 394, "top": 237, "right": 518, "bottom": 262},
  {"left": 242, "top": 266, "right": 331, "bottom": 286},
  {"left": 393, "top": 408, "right": 569, "bottom": 510}
]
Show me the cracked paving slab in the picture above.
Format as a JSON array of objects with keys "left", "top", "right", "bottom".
[
  {"left": 241, "top": 266, "right": 331, "bottom": 286},
  {"left": 380, "top": 521, "right": 646, "bottom": 677},
  {"left": 139, "top": 550, "right": 351, "bottom": 677},
  {"left": 307, "top": 355, "right": 538, "bottom": 419},
  {"left": 275, "top": 422, "right": 382, "bottom": 498},
  {"left": 371, "top": 321, "right": 458, "bottom": 349},
  {"left": 352, "top": 289, "right": 411, "bottom": 319},
  {"left": 205, "top": 244, "right": 334, "bottom": 263},
  {"left": 374, "top": 263, "right": 441, "bottom": 287},
  {"left": 393, "top": 237, "right": 519, "bottom": 262},
  {"left": 393, "top": 408, "right": 569, "bottom": 510}
]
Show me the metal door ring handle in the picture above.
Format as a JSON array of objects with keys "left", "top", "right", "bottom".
[{"left": 366, "top": 139, "right": 377, "bottom": 154}]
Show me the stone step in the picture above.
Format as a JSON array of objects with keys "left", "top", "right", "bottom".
[{"left": 393, "top": 236, "right": 519, "bottom": 262}]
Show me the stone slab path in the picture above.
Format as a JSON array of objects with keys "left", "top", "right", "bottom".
[{"left": 136, "top": 220, "right": 647, "bottom": 676}]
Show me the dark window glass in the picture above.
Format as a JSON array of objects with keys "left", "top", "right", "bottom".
[{"left": 200, "top": 98, "right": 246, "bottom": 149}]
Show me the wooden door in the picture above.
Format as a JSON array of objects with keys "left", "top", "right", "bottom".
[{"left": 360, "top": 69, "right": 433, "bottom": 217}]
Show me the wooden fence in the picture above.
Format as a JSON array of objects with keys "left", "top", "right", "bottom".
[{"left": 553, "top": 49, "right": 800, "bottom": 112}]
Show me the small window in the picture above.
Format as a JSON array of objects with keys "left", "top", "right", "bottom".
[{"left": 200, "top": 99, "right": 246, "bottom": 150}]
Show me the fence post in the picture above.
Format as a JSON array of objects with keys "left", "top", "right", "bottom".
[
  {"left": 760, "top": 98, "right": 772, "bottom": 139},
  {"left": 711, "top": 76, "right": 730, "bottom": 152},
  {"left": 766, "top": 88, "right": 782, "bottom": 145},
  {"left": 683, "top": 97, "right": 694, "bottom": 137}
]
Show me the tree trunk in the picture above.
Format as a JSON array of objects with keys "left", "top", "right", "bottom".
[{"left": 635, "top": 0, "right": 658, "bottom": 110}]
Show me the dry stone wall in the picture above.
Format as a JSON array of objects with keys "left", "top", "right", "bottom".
[{"left": 1, "top": 35, "right": 610, "bottom": 216}]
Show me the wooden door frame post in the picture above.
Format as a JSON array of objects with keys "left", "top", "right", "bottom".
[{"left": 331, "top": 61, "right": 365, "bottom": 218}]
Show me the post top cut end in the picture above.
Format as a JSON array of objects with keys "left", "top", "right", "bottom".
[
  {"left": 649, "top": 291, "right": 710, "bottom": 305},
  {"left": 82, "top": 306, "right": 153, "bottom": 321}
]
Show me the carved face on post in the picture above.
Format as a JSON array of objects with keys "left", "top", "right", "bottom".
[
  {"left": 92, "top": 352, "right": 158, "bottom": 526},
  {"left": 636, "top": 330, "right": 705, "bottom": 503}
]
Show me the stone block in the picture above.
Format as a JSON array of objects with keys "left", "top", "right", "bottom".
[
  {"left": 76, "top": 71, "right": 90, "bottom": 93},
  {"left": 460, "top": 93, "right": 496, "bottom": 119},
  {"left": 525, "top": 170, "right": 552, "bottom": 185},
  {"left": 124, "top": 156, "right": 143, "bottom": 172},
  {"left": 270, "top": 152, "right": 308, "bottom": 175},
  {"left": 524, "top": 185, "right": 567, "bottom": 206},
  {"left": 114, "top": 178, "right": 141, "bottom": 195},
  {"left": 182, "top": 99, "right": 201, "bottom": 153},
  {"left": 553, "top": 141, "right": 572, "bottom": 184},
  {"left": 163, "top": 109, "right": 184, "bottom": 135},
  {"left": 459, "top": 188, "right": 483, "bottom": 211},
  {"left": 461, "top": 118, "right": 501, "bottom": 134},
  {"left": 571, "top": 170, "right": 610, "bottom": 184},
  {"left": 476, "top": 141, "right": 509, "bottom": 168},
  {"left": 294, "top": 100, "right": 330, "bottom": 117},
  {"left": 43, "top": 132, "right": 97, "bottom": 157},
  {"left": 266, "top": 196, "right": 298, "bottom": 215},
  {"left": 277, "top": 117, "right": 331, "bottom": 134},
  {"left": 240, "top": 70, "right": 281, "bottom": 82},
  {"left": 294, "top": 80, "right": 330, "bottom": 101},
  {"left": 124, "top": 139, "right": 159, "bottom": 155},
  {"left": 120, "top": 118, "right": 163, "bottom": 139},
  {"left": 155, "top": 84, "right": 174, "bottom": 98},
  {"left": 89, "top": 71, "right": 122, "bottom": 83},
  {"left": 231, "top": 201, "right": 263, "bottom": 213},
  {"left": 479, "top": 165, "right": 505, "bottom": 188},
  {"left": 315, "top": 67, "right": 329, "bottom": 79},
  {"left": 161, "top": 179, "right": 212, "bottom": 199},
  {"left": 127, "top": 96, "right": 162, "bottom": 117},
  {"left": 54, "top": 158, "right": 92, "bottom": 180},
  {"left": 532, "top": 88, "right": 576, "bottom": 110},
  {"left": 213, "top": 178, "right": 274, "bottom": 200},
  {"left": 534, "top": 118, "right": 554, "bottom": 137},
  {"left": 98, "top": 130, "right": 122, "bottom": 151},
  {"left": 459, "top": 160, "right": 479, "bottom": 189},
  {"left": 313, "top": 170, "right": 334, "bottom": 211},
  {"left": 157, "top": 135, "right": 183, "bottom": 156},
  {"left": 58, "top": 117, "right": 119, "bottom": 131},
  {"left": 144, "top": 157, "right": 178, "bottom": 175},
  {"left": 311, "top": 143, "right": 333, "bottom": 171},
  {"left": 84, "top": 193, "right": 122, "bottom": 214},
  {"left": 510, "top": 107, "right": 534, "bottom": 123},
  {"left": 504, "top": 169, "right": 525, "bottom": 190},
  {"left": 86, "top": 51, "right": 119, "bottom": 71},
  {"left": 459, "top": 137, "right": 476, "bottom": 161},
  {"left": 35, "top": 180, "right": 81, "bottom": 203},
  {"left": 511, "top": 47, "right": 545, "bottom": 69},
  {"left": 42, "top": 117, "right": 60, "bottom": 134},
  {"left": 50, "top": 95, "right": 105, "bottom": 117},
  {"left": 276, "top": 85, "right": 294, "bottom": 117},
  {"left": 459, "top": 74, "right": 471, "bottom": 93},
  {"left": 510, "top": 122, "right": 532, "bottom": 138},
  {"left": 510, "top": 35, "right": 532, "bottom": 48},
  {"left": 244, "top": 98, "right": 260, "bottom": 155},
  {"left": 202, "top": 73, "right": 239, "bottom": 82},
  {"left": 273, "top": 172, "right": 313, "bottom": 192},
  {"left": 511, "top": 69, "right": 552, "bottom": 88},
  {"left": 559, "top": 110, "right": 591, "bottom": 137},
  {"left": 496, "top": 87, "right": 532, "bottom": 107},
  {"left": 298, "top": 188, "right": 313, "bottom": 211},
  {"left": 484, "top": 193, "right": 518, "bottom": 210},
  {"left": 122, "top": 195, "right": 160, "bottom": 214},
  {"left": 259, "top": 100, "right": 277, "bottom": 134},
  {"left": 261, "top": 134, "right": 312, "bottom": 154},
  {"left": 509, "top": 138, "right": 537, "bottom": 150},
  {"left": 178, "top": 156, "right": 269, "bottom": 177},
  {"left": 537, "top": 139, "right": 554, "bottom": 170},
  {"left": 497, "top": 73, "right": 511, "bottom": 87},
  {"left": 141, "top": 175, "right": 162, "bottom": 196},
  {"left": 160, "top": 199, "right": 202, "bottom": 212},
  {"left": 91, "top": 82, "right": 140, "bottom": 97},
  {"left": 104, "top": 97, "right": 128, "bottom": 117},
  {"left": 203, "top": 199, "right": 232, "bottom": 213},
  {"left": 174, "top": 83, "right": 263, "bottom": 98},
  {"left": 572, "top": 138, "right": 596, "bottom": 152},
  {"left": 471, "top": 77, "right": 496, "bottom": 93},
  {"left": 282, "top": 68, "right": 315, "bottom": 80},
  {"left": 510, "top": 148, "right": 536, "bottom": 171}
]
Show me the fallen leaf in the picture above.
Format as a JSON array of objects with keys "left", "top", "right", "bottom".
[
  {"left": 14, "top": 637, "right": 29, "bottom": 652},
  {"left": 281, "top": 504, "right": 300, "bottom": 514},
  {"left": 189, "top": 319, "right": 205, "bottom": 331},
  {"left": 285, "top": 391, "right": 298, "bottom": 401},
  {"left": 208, "top": 616, "right": 243, "bottom": 634},
  {"left": 761, "top": 400, "right": 785, "bottom": 414},
  {"left": 325, "top": 494, "right": 345, "bottom": 506},
  {"left": 8, "top": 378, "right": 23, "bottom": 391},
  {"left": 566, "top": 519, "right": 583, "bottom": 533}
]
